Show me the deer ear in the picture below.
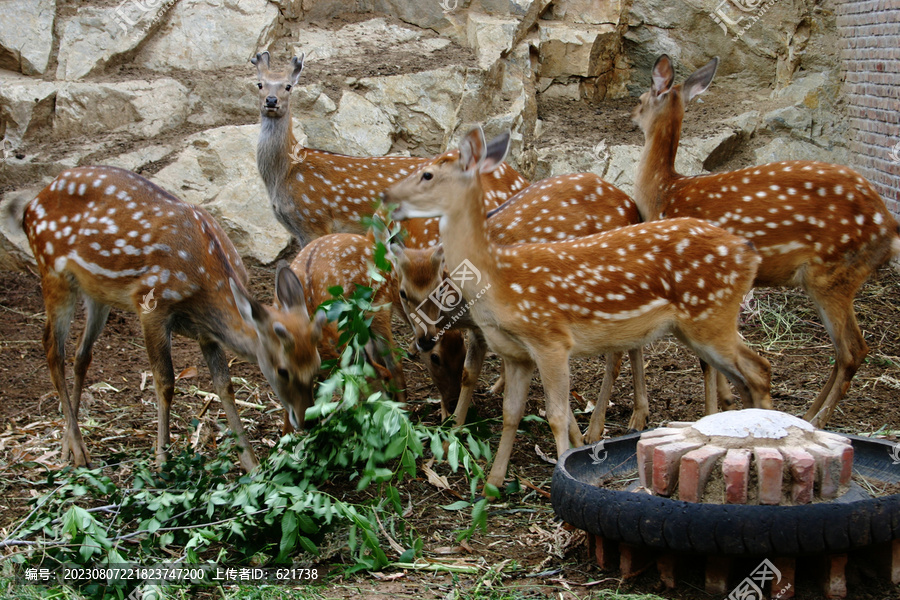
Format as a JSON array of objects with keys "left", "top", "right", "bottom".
[
  {"left": 651, "top": 54, "right": 675, "bottom": 97},
  {"left": 430, "top": 244, "right": 445, "bottom": 270},
  {"left": 480, "top": 132, "right": 510, "bottom": 173},
  {"left": 275, "top": 262, "right": 310, "bottom": 318},
  {"left": 231, "top": 277, "right": 266, "bottom": 327},
  {"left": 458, "top": 126, "right": 486, "bottom": 173},
  {"left": 683, "top": 57, "right": 718, "bottom": 103},
  {"left": 312, "top": 310, "right": 327, "bottom": 343},
  {"left": 252, "top": 51, "right": 270, "bottom": 75},
  {"left": 290, "top": 53, "right": 305, "bottom": 86}
]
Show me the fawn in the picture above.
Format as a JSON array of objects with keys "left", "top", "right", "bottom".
[
  {"left": 633, "top": 54, "right": 900, "bottom": 426},
  {"left": 386, "top": 127, "right": 772, "bottom": 488},
  {"left": 11, "top": 166, "right": 326, "bottom": 471},
  {"left": 252, "top": 51, "right": 528, "bottom": 249},
  {"left": 287, "top": 232, "right": 406, "bottom": 429},
  {"left": 391, "top": 174, "right": 656, "bottom": 439}
]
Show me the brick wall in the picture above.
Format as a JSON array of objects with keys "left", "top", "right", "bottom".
[{"left": 837, "top": 0, "right": 900, "bottom": 218}]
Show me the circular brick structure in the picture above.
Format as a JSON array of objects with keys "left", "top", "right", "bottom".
[{"left": 635, "top": 409, "right": 854, "bottom": 505}]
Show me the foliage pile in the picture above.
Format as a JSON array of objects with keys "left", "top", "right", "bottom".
[{"left": 0, "top": 226, "right": 493, "bottom": 598}]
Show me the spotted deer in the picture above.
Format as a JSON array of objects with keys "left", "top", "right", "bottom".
[
  {"left": 633, "top": 54, "right": 900, "bottom": 426},
  {"left": 252, "top": 51, "right": 528, "bottom": 249},
  {"left": 391, "top": 173, "right": 656, "bottom": 440},
  {"left": 386, "top": 127, "right": 772, "bottom": 488},
  {"left": 287, "top": 232, "right": 406, "bottom": 429},
  {"left": 11, "top": 166, "right": 326, "bottom": 471}
]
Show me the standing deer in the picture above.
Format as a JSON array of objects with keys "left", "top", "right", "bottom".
[
  {"left": 252, "top": 51, "right": 528, "bottom": 249},
  {"left": 11, "top": 166, "right": 326, "bottom": 471},
  {"left": 391, "top": 173, "right": 655, "bottom": 439},
  {"left": 386, "top": 127, "right": 772, "bottom": 488},
  {"left": 633, "top": 54, "right": 900, "bottom": 426},
  {"left": 288, "top": 232, "right": 406, "bottom": 421}
]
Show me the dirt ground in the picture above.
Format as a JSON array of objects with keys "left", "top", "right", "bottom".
[{"left": 1, "top": 259, "right": 899, "bottom": 599}]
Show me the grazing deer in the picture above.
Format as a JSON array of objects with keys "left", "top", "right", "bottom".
[
  {"left": 11, "top": 166, "right": 326, "bottom": 471},
  {"left": 391, "top": 174, "right": 655, "bottom": 440},
  {"left": 252, "top": 51, "right": 528, "bottom": 249},
  {"left": 386, "top": 127, "right": 772, "bottom": 488},
  {"left": 287, "top": 232, "right": 406, "bottom": 428},
  {"left": 633, "top": 54, "right": 900, "bottom": 426}
]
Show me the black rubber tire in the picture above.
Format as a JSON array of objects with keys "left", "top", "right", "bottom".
[{"left": 551, "top": 432, "right": 900, "bottom": 557}]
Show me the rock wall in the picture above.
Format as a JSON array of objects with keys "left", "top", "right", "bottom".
[{"left": 0, "top": 0, "right": 863, "bottom": 269}]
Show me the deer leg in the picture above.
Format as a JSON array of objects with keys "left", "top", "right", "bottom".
[
  {"left": 71, "top": 297, "right": 111, "bottom": 420},
  {"left": 717, "top": 370, "right": 735, "bottom": 411},
  {"left": 700, "top": 359, "right": 719, "bottom": 416},
  {"left": 199, "top": 340, "right": 259, "bottom": 472},
  {"left": 141, "top": 318, "right": 176, "bottom": 468},
  {"left": 534, "top": 348, "right": 579, "bottom": 458},
  {"left": 490, "top": 362, "right": 505, "bottom": 394},
  {"left": 486, "top": 357, "right": 534, "bottom": 490},
  {"left": 678, "top": 328, "right": 772, "bottom": 413},
  {"left": 42, "top": 280, "right": 87, "bottom": 466},
  {"left": 803, "top": 291, "right": 868, "bottom": 427},
  {"left": 452, "top": 328, "right": 489, "bottom": 426},
  {"left": 584, "top": 351, "right": 623, "bottom": 444},
  {"left": 628, "top": 347, "right": 650, "bottom": 430}
]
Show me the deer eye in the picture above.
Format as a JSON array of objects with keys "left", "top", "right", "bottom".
[
  {"left": 257, "top": 82, "right": 263, "bottom": 89},
  {"left": 422, "top": 172, "right": 433, "bottom": 181},
  {"left": 399, "top": 290, "right": 408, "bottom": 300},
  {"left": 277, "top": 367, "right": 289, "bottom": 380},
  {"left": 285, "top": 84, "right": 292, "bottom": 91}
]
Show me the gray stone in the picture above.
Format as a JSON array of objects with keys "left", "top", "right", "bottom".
[
  {"left": 136, "top": 0, "right": 279, "bottom": 72},
  {"left": 0, "top": 0, "right": 55, "bottom": 75},
  {"left": 152, "top": 124, "right": 292, "bottom": 264},
  {"left": 54, "top": 79, "right": 190, "bottom": 139}
]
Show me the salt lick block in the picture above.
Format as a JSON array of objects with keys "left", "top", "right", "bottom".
[{"left": 633, "top": 410, "right": 855, "bottom": 505}]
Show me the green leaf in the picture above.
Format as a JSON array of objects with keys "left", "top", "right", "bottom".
[
  {"left": 483, "top": 483, "right": 501, "bottom": 499},
  {"left": 398, "top": 547, "right": 416, "bottom": 563},
  {"left": 298, "top": 535, "right": 319, "bottom": 555},
  {"left": 440, "top": 500, "right": 471, "bottom": 511},
  {"left": 387, "top": 485, "right": 402, "bottom": 516}
]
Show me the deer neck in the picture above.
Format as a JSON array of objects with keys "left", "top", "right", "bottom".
[
  {"left": 437, "top": 179, "right": 499, "bottom": 303},
  {"left": 257, "top": 109, "right": 298, "bottom": 201},
  {"left": 634, "top": 107, "right": 683, "bottom": 221}
]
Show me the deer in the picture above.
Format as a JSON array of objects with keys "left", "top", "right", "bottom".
[
  {"left": 286, "top": 232, "right": 406, "bottom": 433},
  {"left": 252, "top": 51, "right": 529, "bottom": 249},
  {"left": 633, "top": 54, "right": 900, "bottom": 427},
  {"left": 385, "top": 126, "right": 772, "bottom": 489},
  {"left": 9, "top": 166, "right": 327, "bottom": 472},
  {"left": 390, "top": 173, "right": 659, "bottom": 440}
]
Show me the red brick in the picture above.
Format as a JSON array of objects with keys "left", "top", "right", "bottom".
[
  {"left": 893, "top": 539, "right": 900, "bottom": 584},
  {"left": 781, "top": 447, "right": 815, "bottom": 505},
  {"left": 722, "top": 448, "right": 751, "bottom": 504},
  {"left": 705, "top": 555, "right": 731, "bottom": 595},
  {"left": 754, "top": 447, "right": 784, "bottom": 505},
  {"left": 772, "top": 557, "right": 796, "bottom": 599},
  {"left": 652, "top": 441, "right": 703, "bottom": 497},
  {"left": 619, "top": 543, "right": 652, "bottom": 578},
  {"left": 657, "top": 553, "right": 677, "bottom": 589},
  {"left": 821, "top": 440, "right": 854, "bottom": 487},
  {"left": 590, "top": 534, "right": 619, "bottom": 571},
  {"left": 823, "top": 554, "right": 848, "bottom": 599},
  {"left": 807, "top": 444, "right": 843, "bottom": 499},
  {"left": 678, "top": 445, "right": 727, "bottom": 503},
  {"left": 636, "top": 433, "right": 681, "bottom": 488}
]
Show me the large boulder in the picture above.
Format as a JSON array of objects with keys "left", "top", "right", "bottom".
[
  {"left": 0, "top": 0, "right": 55, "bottom": 75},
  {"left": 135, "top": 0, "right": 279, "bottom": 72},
  {"left": 55, "top": 4, "right": 165, "bottom": 80},
  {"left": 0, "top": 74, "right": 57, "bottom": 151},
  {"left": 54, "top": 79, "right": 190, "bottom": 139},
  {"left": 152, "top": 124, "right": 292, "bottom": 264}
]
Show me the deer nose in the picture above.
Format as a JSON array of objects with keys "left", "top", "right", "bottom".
[
  {"left": 265, "top": 96, "right": 278, "bottom": 108},
  {"left": 417, "top": 335, "right": 436, "bottom": 352}
]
